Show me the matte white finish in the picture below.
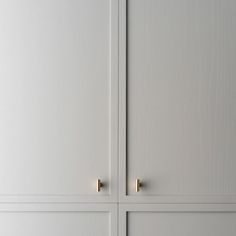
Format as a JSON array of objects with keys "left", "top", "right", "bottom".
[
  {"left": 0, "top": 204, "right": 117, "bottom": 236},
  {"left": 1, "top": 213, "right": 108, "bottom": 236},
  {"left": 0, "top": 1, "right": 235, "bottom": 235},
  {"left": 0, "top": 0, "right": 118, "bottom": 202},
  {"left": 120, "top": 0, "right": 236, "bottom": 202},
  {"left": 119, "top": 204, "right": 236, "bottom": 236}
]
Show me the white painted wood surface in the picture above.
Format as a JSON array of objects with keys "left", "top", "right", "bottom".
[
  {"left": 119, "top": 204, "right": 236, "bottom": 236},
  {"left": 0, "top": 0, "right": 118, "bottom": 202},
  {"left": 0, "top": 0, "right": 235, "bottom": 235},
  {"left": 120, "top": 0, "right": 236, "bottom": 202},
  {"left": 0, "top": 204, "right": 117, "bottom": 236}
]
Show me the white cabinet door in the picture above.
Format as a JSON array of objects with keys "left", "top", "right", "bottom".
[
  {"left": 119, "top": 204, "right": 236, "bottom": 236},
  {"left": 0, "top": 0, "right": 118, "bottom": 202},
  {"left": 0, "top": 204, "right": 117, "bottom": 236},
  {"left": 119, "top": 0, "right": 236, "bottom": 202}
]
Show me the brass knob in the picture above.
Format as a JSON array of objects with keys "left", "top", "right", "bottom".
[
  {"left": 135, "top": 179, "right": 141, "bottom": 192},
  {"left": 96, "top": 179, "right": 103, "bottom": 192}
]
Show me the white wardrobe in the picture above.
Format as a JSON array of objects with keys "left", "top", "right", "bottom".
[{"left": 0, "top": 0, "right": 236, "bottom": 235}]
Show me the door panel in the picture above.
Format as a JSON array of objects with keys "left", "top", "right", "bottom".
[
  {"left": 0, "top": 204, "right": 117, "bottom": 236},
  {"left": 119, "top": 204, "right": 236, "bottom": 236},
  {"left": 0, "top": 0, "right": 118, "bottom": 202},
  {"left": 123, "top": 0, "right": 236, "bottom": 201}
]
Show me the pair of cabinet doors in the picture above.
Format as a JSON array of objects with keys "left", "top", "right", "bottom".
[{"left": 0, "top": 0, "right": 236, "bottom": 235}]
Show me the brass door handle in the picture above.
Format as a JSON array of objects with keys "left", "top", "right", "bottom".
[
  {"left": 135, "top": 179, "right": 141, "bottom": 192},
  {"left": 96, "top": 179, "right": 103, "bottom": 192}
]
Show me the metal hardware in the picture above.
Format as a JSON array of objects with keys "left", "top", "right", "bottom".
[
  {"left": 135, "top": 179, "right": 141, "bottom": 192},
  {"left": 96, "top": 179, "right": 103, "bottom": 192}
]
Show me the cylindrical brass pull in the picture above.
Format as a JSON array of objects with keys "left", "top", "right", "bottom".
[
  {"left": 96, "top": 179, "right": 103, "bottom": 192},
  {"left": 135, "top": 179, "right": 141, "bottom": 192}
]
